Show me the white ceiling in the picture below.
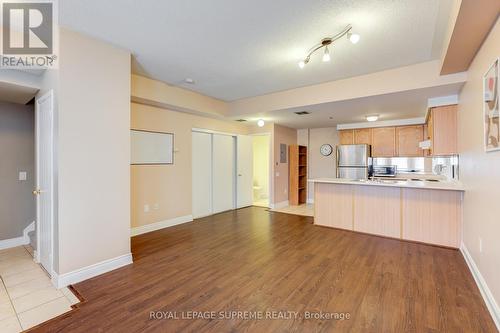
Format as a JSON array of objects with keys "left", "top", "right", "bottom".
[
  {"left": 241, "top": 83, "right": 463, "bottom": 129},
  {"left": 59, "top": 0, "right": 453, "bottom": 101}
]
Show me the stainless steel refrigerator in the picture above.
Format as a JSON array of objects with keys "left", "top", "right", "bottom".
[{"left": 336, "top": 144, "right": 372, "bottom": 180}]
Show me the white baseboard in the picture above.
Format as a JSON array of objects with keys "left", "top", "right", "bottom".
[
  {"left": 131, "top": 215, "right": 193, "bottom": 237},
  {"left": 52, "top": 253, "right": 133, "bottom": 289},
  {"left": 270, "top": 200, "right": 289, "bottom": 209},
  {"left": 0, "top": 221, "right": 35, "bottom": 250},
  {"left": 460, "top": 243, "right": 500, "bottom": 330},
  {"left": 23, "top": 221, "right": 35, "bottom": 240},
  {"left": 0, "top": 236, "right": 27, "bottom": 251}
]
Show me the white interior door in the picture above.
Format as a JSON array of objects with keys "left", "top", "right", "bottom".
[
  {"left": 237, "top": 135, "right": 253, "bottom": 208},
  {"left": 192, "top": 131, "right": 212, "bottom": 218},
  {"left": 35, "top": 90, "right": 54, "bottom": 275},
  {"left": 212, "top": 134, "right": 235, "bottom": 213}
]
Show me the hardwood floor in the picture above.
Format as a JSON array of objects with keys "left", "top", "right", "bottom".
[{"left": 31, "top": 207, "right": 496, "bottom": 332}]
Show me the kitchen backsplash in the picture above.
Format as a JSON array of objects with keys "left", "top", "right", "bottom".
[{"left": 372, "top": 156, "right": 459, "bottom": 180}]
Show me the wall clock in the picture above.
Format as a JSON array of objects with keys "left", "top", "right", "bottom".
[{"left": 320, "top": 144, "right": 333, "bottom": 156}]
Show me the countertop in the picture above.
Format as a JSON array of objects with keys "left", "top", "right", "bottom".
[{"left": 308, "top": 178, "right": 464, "bottom": 191}]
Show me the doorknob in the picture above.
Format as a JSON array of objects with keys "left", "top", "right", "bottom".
[{"left": 32, "top": 189, "right": 41, "bottom": 195}]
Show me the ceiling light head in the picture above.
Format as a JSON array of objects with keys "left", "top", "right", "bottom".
[
  {"left": 366, "top": 115, "right": 379, "bottom": 122},
  {"left": 347, "top": 32, "right": 360, "bottom": 44},
  {"left": 184, "top": 78, "right": 195, "bottom": 84},
  {"left": 321, "top": 38, "right": 332, "bottom": 46},
  {"left": 298, "top": 25, "right": 358, "bottom": 68},
  {"left": 322, "top": 46, "right": 331, "bottom": 62},
  {"left": 298, "top": 56, "right": 310, "bottom": 68},
  {"left": 257, "top": 119, "right": 265, "bottom": 127}
]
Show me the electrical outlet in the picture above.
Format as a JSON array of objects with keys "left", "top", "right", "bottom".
[
  {"left": 144, "top": 204, "right": 150, "bottom": 213},
  {"left": 479, "top": 237, "right": 483, "bottom": 253},
  {"left": 153, "top": 203, "right": 159, "bottom": 210}
]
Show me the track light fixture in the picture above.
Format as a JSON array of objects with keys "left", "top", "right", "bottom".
[{"left": 298, "top": 25, "right": 359, "bottom": 68}]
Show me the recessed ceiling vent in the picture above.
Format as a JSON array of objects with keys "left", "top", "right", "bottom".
[
  {"left": 235, "top": 119, "right": 247, "bottom": 122},
  {"left": 294, "top": 111, "right": 310, "bottom": 115}
]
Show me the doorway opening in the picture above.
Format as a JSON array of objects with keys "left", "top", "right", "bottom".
[
  {"left": 252, "top": 134, "right": 271, "bottom": 208},
  {"left": 0, "top": 84, "right": 54, "bottom": 278}
]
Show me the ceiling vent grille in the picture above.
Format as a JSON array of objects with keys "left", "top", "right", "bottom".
[{"left": 294, "top": 111, "right": 310, "bottom": 115}]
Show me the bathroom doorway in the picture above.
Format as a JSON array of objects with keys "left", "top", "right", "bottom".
[{"left": 252, "top": 134, "right": 271, "bottom": 208}]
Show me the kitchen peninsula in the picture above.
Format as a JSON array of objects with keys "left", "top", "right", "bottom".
[{"left": 309, "top": 178, "right": 464, "bottom": 248}]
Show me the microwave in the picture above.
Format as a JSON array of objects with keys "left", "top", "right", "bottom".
[{"left": 372, "top": 165, "right": 397, "bottom": 177}]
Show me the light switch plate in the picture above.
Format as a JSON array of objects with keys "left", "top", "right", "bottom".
[{"left": 19, "top": 172, "right": 27, "bottom": 181}]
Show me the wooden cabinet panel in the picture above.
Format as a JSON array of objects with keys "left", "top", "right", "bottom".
[
  {"left": 314, "top": 183, "right": 353, "bottom": 230},
  {"left": 372, "top": 127, "right": 396, "bottom": 157},
  {"left": 430, "top": 105, "right": 458, "bottom": 155},
  {"left": 289, "top": 145, "right": 307, "bottom": 205},
  {"left": 354, "top": 128, "right": 372, "bottom": 145},
  {"left": 339, "top": 130, "right": 354, "bottom": 145},
  {"left": 353, "top": 185, "right": 401, "bottom": 238},
  {"left": 396, "top": 125, "right": 424, "bottom": 157},
  {"left": 402, "top": 188, "right": 462, "bottom": 248}
]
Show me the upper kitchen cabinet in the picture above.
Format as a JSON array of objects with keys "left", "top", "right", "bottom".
[
  {"left": 339, "top": 130, "right": 354, "bottom": 144},
  {"left": 354, "top": 128, "right": 372, "bottom": 145},
  {"left": 372, "top": 127, "right": 396, "bottom": 157},
  {"left": 396, "top": 125, "right": 424, "bottom": 157},
  {"left": 426, "top": 105, "right": 458, "bottom": 156}
]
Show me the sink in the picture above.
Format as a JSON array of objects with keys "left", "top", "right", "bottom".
[{"left": 379, "top": 180, "right": 399, "bottom": 184}]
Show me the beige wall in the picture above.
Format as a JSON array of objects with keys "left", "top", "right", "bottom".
[
  {"left": 131, "top": 103, "right": 248, "bottom": 228},
  {"left": 273, "top": 124, "right": 297, "bottom": 204},
  {"left": 308, "top": 128, "right": 339, "bottom": 201},
  {"left": 55, "top": 28, "right": 131, "bottom": 274},
  {"left": 458, "top": 18, "right": 500, "bottom": 309},
  {"left": 252, "top": 135, "right": 270, "bottom": 202},
  {"left": 0, "top": 102, "right": 35, "bottom": 240}
]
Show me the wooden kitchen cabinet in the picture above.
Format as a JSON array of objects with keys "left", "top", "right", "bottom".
[
  {"left": 354, "top": 128, "right": 372, "bottom": 145},
  {"left": 339, "top": 130, "right": 354, "bottom": 144},
  {"left": 426, "top": 105, "right": 458, "bottom": 155},
  {"left": 396, "top": 125, "right": 424, "bottom": 157},
  {"left": 372, "top": 127, "right": 396, "bottom": 157}
]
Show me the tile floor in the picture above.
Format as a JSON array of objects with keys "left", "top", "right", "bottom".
[
  {"left": 252, "top": 199, "right": 269, "bottom": 208},
  {"left": 270, "top": 203, "right": 314, "bottom": 217},
  {"left": 0, "top": 246, "right": 80, "bottom": 332}
]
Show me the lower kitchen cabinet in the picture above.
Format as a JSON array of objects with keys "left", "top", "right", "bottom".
[
  {"left": 402, "top": 188, "right": 462, "bottom": 248},
  {"left": 314, "top": 183, "right": 353, "bottom": 230},
  {"left": 313, "top": 182, "right": 463, "bottom": 248},
  {"left": 353, "top": 185, "right": 401, "bottom": 238}
]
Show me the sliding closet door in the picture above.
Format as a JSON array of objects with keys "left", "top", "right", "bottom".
[
  {"left": 192, "top": 131, "right": 212, "bottom": 218},
  {"left": 212, "top": 134, "right": 235, "bottom": 213}
]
